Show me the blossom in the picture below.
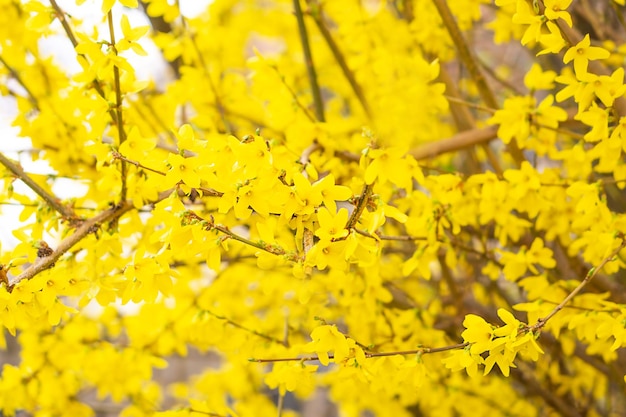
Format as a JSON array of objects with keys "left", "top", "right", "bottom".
[{"left": 563, "top": 34, "right": 610, "bottom": 77}]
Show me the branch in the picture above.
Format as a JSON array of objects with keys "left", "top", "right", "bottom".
[
  {"left": 345, "top": 183, "right": 373, "bottom": 230},
  {"left": 8, "top": 201, "right": 134, "bottom": 288},
  {"left": 0, "top": 152, "right": 76, "bottom": 219},
  {"left": 431, "top": 0, "right": 525, "bottom": 165},
  {"left": 0, "top": 55, "right": 39, "bottom": 109},
  {"left": 107, "top": 10, "right": 128, "bottom": 201},
  {"left": 410, "top": 125, "right": 499, "bottom": 160},
  {"left": 306, "top": 0, "right": 372, "bottom": 118},
  {"left": 249, "top": 342, "right": 468, "bottom": 363},
  {"left": 529, "top": 236, "right": 626, "bottom": 332},
  {"left": 541, "top": 0, "right": 626, "bottom": 118},
  {"left": 204, "top": 309, "right": 289, "bottom": 347},
  {"left": 187, "top": 211, "right": 299, "bottom": 261},
  {"left": 333, "top": 126, "right": 501, "bottom": 164},
  {"left": 293, "top": 0, "right": 325, "bottom": 122},
  {"left": 111, "top": 151, "right": 223, "bottom": 198},
  {"left": 138, "top": 0, "right": 181, "bottom": 78},
  {"left": 48, "top": 0, "right": 119, "bottom": 125}
]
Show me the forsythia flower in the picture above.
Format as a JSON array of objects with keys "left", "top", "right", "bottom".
[
  {"left": 563, "top": 34, "right": 610, "bottom": 77},
  {"left": 305, "top": 325, "right": 350, "bottom": 366},
  {"left": 462, "top": 314, "right": 494, "bottom": 354},
  {"left": 543, "top": 0, "right": 573, "bottom": 27}
]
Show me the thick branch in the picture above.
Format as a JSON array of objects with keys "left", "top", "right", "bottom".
[
  {"left": 8, "top": 201, "right": 134, "bottom": 287},
  {"left": 432, "top": 0, "right": 525, "bottom": 165},
  {"left": 0, "top": 152, "right": 75, "bottom": 219},
  {"left": 410, "top": 125, "right": 499, "bottom": 160}
]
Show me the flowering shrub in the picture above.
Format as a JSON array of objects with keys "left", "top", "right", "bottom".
[{"left": 1, "top": 0, "right": 626, "bottom": 416}]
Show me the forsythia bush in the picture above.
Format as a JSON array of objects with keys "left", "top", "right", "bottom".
[{"left": 1, "top": 0, "right": 626, "bottom": 415}]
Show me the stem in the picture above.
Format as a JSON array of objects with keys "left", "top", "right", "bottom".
[
  {"left": 204, "top": 309, "right": 289, "bottom": 347},
  {"left": 293, "top": 0, "right": 325, "bottom": 122},
  {"left": 0, "top": 55, "right": 39, "bottom": 109},
  {"left": 112, "top": 151, "right": 224, "bottom": 198},
  {"left": 333, "top": 126, "right": 502, "bottom": 163},
  {"left": 181, "top": 15, "right": 233, "bottom": 133},
  {"left": 345, "top": 183, "right": 373, "bottom": 230},
  {"left": 306, "top": 0, "right": 372, "bottom": 118},
  {"left": 276, "top": 392, "right": 284, "bottom": 417},
  {"left": 0, "top": 152, "right": 75, "bottom": 219},
  {"left": 49, "top": 0, "right": 119, "bottom": 125},
  {"left": 249, "top": 342, "right": 469, "bottom": 363},
  {"left": 107, "top": 11, "right": 128, "bottom": 201},
  {"left": 431, "top": 0, "right": 525, "bottom": 165},
  {"left": 111, "top": 151, "right": 167, "bottom": 176},
  {"left": 187, "top": 211, "right": 299, "bottom": 261},
  {"left": 529, "top": 237, "right": 626, "bottom": 332},
  {"left": 267, "top": 64, "right": 316, "bottom": 122}
]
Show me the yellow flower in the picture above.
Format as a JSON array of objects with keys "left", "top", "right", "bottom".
[
  {"left": 543, "top": 0, "right": 573, "bottom": 27},
  {"left": 563, "top": 34, "right": 610, "bottom": 77},
  {"left": 312, "top": 174, "right": 352, "bottom": 213},
  {"left": 102, "top": 0, "right": 139, "bottom": 14},
  {"left": 315, "top": 207, "right": 349, "bottom": 242},
  {"left": 118, "top": 127, "right": 155, "bottom": 161},
  {"left": 165, "top": 154, "right": 201, "bottom": 188},
  {"left": 116, "top": 14, "right": 148, "bottom": 55},
  {"left": 305, "top": 325, "right": 350, "bottom": 365},
  {"left": 462, "top": 314, "right": 494, "bottom": 354}
]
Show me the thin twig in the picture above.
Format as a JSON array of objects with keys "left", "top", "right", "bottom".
[
  {"left": 111, "top": 151, "right": 223, "bottom": 197},
  {"left": 0, "top": 152, "right": 75, "bottom": 219},
  {"left": 107, "top": 10, "right": 128, "bottom": 201},
  {"left": 529, "top": 237, "right": 626, "bottom": 332},
  {"left": 112, "top": 151, "right": 167, "bottom": 176},
  {"left": 266, "top": 63, "right": 316, "bottom": 122},
  {"left": 293, "top": 0, "right": 325, "bottom": 122},
  {"left": 187, "top": 211, "right": 299, "bottom": 261},
  {"left": 0, "top": 55, "right": 39, "bottom": 109},
  {"left": 306, "top": 0, "right": 372, "bottom": 118},
  {"left": 49, "top": 0, "right": 119, "bottom": 125},
  {"left": 204, "top": 309, "right": 289, "bottom": 347},
  {"left": 181, "top": 15, "right": 233, "bottom": 133},
  {"left": 249, "top": 342, "right": 468, "bottom": 363}
]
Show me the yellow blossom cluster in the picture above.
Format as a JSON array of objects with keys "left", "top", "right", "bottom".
[{"left": 0, "top": 1, "right": 626, "bottom": 416}]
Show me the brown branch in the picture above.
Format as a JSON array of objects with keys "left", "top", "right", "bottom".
[
  {"left": 542, "top": 0, "right": 626, "bottom": 117},
  {"left": 0, "top": 55, "right": 39, "bottom": 109},
  {"left": 112, "top": 151, "right": 167, "bottom": 176},
  {"left": 0, "top": 152, "right": 76, "bottom": 219},
  {"left": 138, "top": 0, "right": 181, "bottom": 77},
  {"left": 529, "top": 237, "right": 626, "bottom": 332},
  {"left": 332, "top": 126, "right": 502, "bottom": 163},
  {"left": 306, "top": 0, "right": 372, "bottom": 118},
  {"left": 107, "top": 11, "right": 128, "bottom": 201},
  {"left": 432, "top": 0, "right": 525, "bottom": 165},
  {"left": 8, "top": 201, "right": 134, "bottom": 288},
  {"left": 204, "top": 309, "right": 289, "bottom": 347},
  {"left": 293, "top": 0, "right": 325, "bottom": 122},
  {"left": 439, "top": 65, "right": 501, "bottom": 175},
  {"left": 187, "top": 211, "right": 299, "bottom": 261},
  {"left": 410, "top": 125, "right": 499, "bottom": 160},
  {"left": 249, "top": 342, "right": 468, "bottom": 363},
  {"left": 48, "top": 0, "right": 119, "bottom": 125},
  {"left": 345, "top": 183, "right": 373, "bottom": 230}
]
